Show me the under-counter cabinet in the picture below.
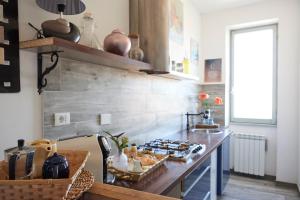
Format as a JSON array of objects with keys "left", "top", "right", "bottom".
[
  {"left": 217, "top": 136, "right": 230, "bottom": 195},
  {"left": 180, "top": 150, "right": 217, "bottom": 200}
]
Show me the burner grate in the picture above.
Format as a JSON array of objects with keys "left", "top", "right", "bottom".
[{"left": 138, "top": 139, "right": 206, "bottom": 162}]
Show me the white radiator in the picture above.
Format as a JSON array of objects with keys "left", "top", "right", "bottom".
[{"left": 233, "top": 134, "right": 266, "bottom": 176}]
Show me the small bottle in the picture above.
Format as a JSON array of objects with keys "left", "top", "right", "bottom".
[
  {"left": 130, "top": 143, "right": 138, "bottom": 158},
  {"left": 176, "top": 63, "right": 184, "bottom": 73},
  {"left": 123, "top": 145, "right": 129, "bottom": 156},
  {"left": 183, "top": 58, "right": 190, "bottom": 74},
  {"left": 171, "top": 60, "right": 176, "bottom": 71}
]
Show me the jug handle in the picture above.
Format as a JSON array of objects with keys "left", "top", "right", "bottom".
[
  {"left": 8, "top": 154, "right": 18, "bottom": 180},
  {"left": 25, "top": 152, "right": 34, "bottom": 175}
]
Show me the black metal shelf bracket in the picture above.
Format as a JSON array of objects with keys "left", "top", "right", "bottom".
[{"left": 37, "top": 51, "right": 62, "bottom": 94}]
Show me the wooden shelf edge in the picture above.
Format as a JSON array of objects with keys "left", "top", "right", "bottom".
[
  {"left": 154, "top": 71, "right": 200, "bottom": 81},
  {"left": 200, "top": 82, "right": 225, "bottom": 85},
  {"left": 20, "top": 37, "right": 153, "bottom": 72},
  {"left": 20, "top": 37, "right": 55, "bottom": 49}
]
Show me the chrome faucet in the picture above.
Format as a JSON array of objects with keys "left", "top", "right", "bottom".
[
  {"left": 186, "top": 109, "right": 214, "bottom": 131},
  {"left": 200, "top": 110, "right": 210, "bottom": 120}
]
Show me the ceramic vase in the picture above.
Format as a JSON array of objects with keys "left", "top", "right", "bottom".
[
  {"left": 112, "top": 149, "right": 128, "bottom": 172},
  {"left": 128, "top": 34, "right": 144, "bottom": 61},
  {"left": 103, "top": 29, "right": 131, "bottom": 56}
]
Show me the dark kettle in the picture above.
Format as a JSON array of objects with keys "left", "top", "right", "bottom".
[
  {"left": 42, "top": 152, "right": 69, "bottom": 179},
  {"left": 5, "top": 139, "right": 35, "bottom": 180}
]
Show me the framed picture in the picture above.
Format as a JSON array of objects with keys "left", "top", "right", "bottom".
[
  {"left": 190, "top": 38, "right": 199, "bottom": 65},
  {"left": 169, "top": 0, "right": 184, "bottom": 45},
  {"left": 205, "top": 59, "right": 222, "bottom": 82}
]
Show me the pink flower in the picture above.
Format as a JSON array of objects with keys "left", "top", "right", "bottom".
[
  {"left": 214, "top": 97, "right": 223, "bottom": 105},
  {"left": 199, "top": 92, "right": 210, "bottom": 101}
]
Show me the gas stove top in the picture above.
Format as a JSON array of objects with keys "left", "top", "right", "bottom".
[{"left": 138, "top": 139, "right": 206, "bottom": 162}]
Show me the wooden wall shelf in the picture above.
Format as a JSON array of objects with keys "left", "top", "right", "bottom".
[
  {"left": 20, "top": 38, "right": 201, "bottom": 89},
  {"left": 20, "top": 37, "right": 153, "bottom": 72}
]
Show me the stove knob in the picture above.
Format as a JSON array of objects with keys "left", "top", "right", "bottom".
[{"left": 168, "top": 150, "right": 175, "bottom": 155}]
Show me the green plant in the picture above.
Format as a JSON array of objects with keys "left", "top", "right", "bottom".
[{"left": 104, "top": 131, "right": 128, "bottom": 152}]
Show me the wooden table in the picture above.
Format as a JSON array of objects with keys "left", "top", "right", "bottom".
[{"left": 111, "top": 129, "right": 232, "bottom": 195}]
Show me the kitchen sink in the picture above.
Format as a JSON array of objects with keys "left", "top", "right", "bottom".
[{"left": 191, "top": 129, "right": 223, "bottom": 134}]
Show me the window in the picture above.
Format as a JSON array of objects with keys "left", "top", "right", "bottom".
[{"left": 230, "top": 24, "right": 277, "bottom": 125}]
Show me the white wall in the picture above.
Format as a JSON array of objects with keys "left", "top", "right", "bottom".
[
  {"left": 201, "top": 0, "right": 300, "bottom": 183},
  {"left": 169, "top": 0, "right": 202, "bottom": 77},
  {"left": 0, "top": 0, "right": 129, "bottom": 160},
  {"left": 183, "top": 0, "right": 202, "bottom": 78},
  {"left": 0, "top": 51, "right": 42, "bottom": 160},
  {"left": 298, "top": 51, "right": 300, "bottom": 190},
  {"left": 0, "top": 0, "right": 202, "bottom": 160},
  {"left": 298, "top": 17, "right": 300, "bottom": 191},
  {"left": 19, "top": 0, "right": 130, "bottom": 42}
]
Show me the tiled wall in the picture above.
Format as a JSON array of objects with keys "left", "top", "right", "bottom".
[
  {"left": 200, "top": 84, "right": 225, "bottom": 125},
  {"left": 43, "top": 56, "right": 200, "bottom": 142}
]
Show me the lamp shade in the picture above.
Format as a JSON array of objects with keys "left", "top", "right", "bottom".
[{"left": 36, "top": 0, "right": 86, "bottom": 15}]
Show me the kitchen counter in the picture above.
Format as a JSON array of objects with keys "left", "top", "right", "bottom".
[{"left": 111, "top": 128, "right": 232, "bottom": 195}]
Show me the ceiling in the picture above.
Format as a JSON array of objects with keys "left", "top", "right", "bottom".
[{"left": 191, "top": 0, "right": 271, "bottom": 13}]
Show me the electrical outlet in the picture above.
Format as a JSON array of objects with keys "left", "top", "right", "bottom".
[
  {"left": 54, "top": 113, "right": 71, "bottom": 126},
  {"left": 100, "top": 114, "right": 112, "bottom": 125}
]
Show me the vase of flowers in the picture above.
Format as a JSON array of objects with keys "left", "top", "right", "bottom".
[
  {"left": 198, "top": 92, "right": 223, "bottom": 124},
  {"left": 104, "top": 131, "right": 129, "bottom": 172}
]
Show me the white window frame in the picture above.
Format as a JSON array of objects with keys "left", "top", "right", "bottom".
[{"left": 230, "top": 24, "right": 278, "bottom": 125}]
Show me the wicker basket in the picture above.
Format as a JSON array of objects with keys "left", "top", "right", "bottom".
[
  {"left": 0, "top": 150, "right": 90, "bottom": 200},
  {"left": 108, "top": 153, "right": 168, "bottom": 182},
  {"left": 66, "top": 170, "right": 94, "bottom": 200}
]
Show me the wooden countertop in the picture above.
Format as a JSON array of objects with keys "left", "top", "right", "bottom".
[
  {"left": 81, "top": 183, "right": 178, "bottom": 200},
  {"left": 111, "top": 129, "right": 232, "bottom": 195}
]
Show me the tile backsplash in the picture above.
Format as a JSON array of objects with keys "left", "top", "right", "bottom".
[
  {"left": 43, "top": 56, "right": 200, "bottom": 142},
  {"left": 200, "top": 84, "right": 225, "bottom": 125}
]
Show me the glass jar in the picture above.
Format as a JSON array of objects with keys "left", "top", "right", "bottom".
[{"left": 80, "top": 12, "right": 101, "bottom": 49}]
